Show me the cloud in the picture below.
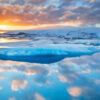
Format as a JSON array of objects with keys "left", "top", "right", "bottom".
[
  {"left": 0, "top": 0, "right": 99, "bottom": 26},
  {"left": 60, "top": 0, "right": 75, "bottom": 7},
  {"left": 11, "top": 0, "right": 26, "bottom": 5},
  {"left": 27, "top": 0, "right": 47, "bottom": 4}
]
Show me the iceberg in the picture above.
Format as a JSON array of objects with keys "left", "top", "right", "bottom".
[{"left": 0, "top": 44, "right": 100, "bottom": 63}]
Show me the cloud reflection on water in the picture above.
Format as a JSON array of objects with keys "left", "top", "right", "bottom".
[
  {"left": 0, "top": 53, "right": 100, "bottom": 100},
  {"left": 11, "top": 80, "right": 27, "bottom": 91}
]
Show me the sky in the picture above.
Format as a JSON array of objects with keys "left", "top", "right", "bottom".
[{"left": 0, "top": 0, "right": 100, "bottom": 30}]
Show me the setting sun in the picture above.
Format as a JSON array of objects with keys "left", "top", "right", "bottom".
[
  {"left": 0, "top": 25, "right": 8, "bottom": 30},
  {"left": 0, "top": 25, "right": 33, "bottom": 30}
]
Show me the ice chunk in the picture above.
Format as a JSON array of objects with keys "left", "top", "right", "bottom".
[
  {"left": 0, "top": 45, "right": 100, "bottom": 56},
  {"left": 0, "top": 44, "right": 100, "bottom": 63},
  {"left": 0, "top": 48, "right": 68, "bottom": 56}
]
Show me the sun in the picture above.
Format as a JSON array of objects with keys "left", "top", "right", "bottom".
[{"left": 0, "top": 25, "right": 8, "bottom": 30}]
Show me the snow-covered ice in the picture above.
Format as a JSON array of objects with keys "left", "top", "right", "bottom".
[{"left": 0, "top": 27, "right": 100, "bottom": 58}]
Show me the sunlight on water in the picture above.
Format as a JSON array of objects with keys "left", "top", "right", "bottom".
[
  {"left": 0, "top": 38, "right": 29, "bottom": 43},
  {"left": 0, "top": 31, "right": 6, "bottom": 34},
  {"left": 0, "top": 46, "right": 10, "bottom": 48}
]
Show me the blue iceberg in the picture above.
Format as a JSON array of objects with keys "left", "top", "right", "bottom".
[{"left": 0, "top": 45, "right": 100, "bottom": 63}]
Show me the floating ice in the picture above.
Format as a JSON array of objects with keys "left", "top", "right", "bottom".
[
  {"left": 0, "top": 44, "right": 100, "bottom": 63},
  {"left": 0, "top": 44, "right": 100, "bottom": 56}
]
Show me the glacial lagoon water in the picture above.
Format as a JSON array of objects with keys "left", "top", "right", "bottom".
[{"left": 0, "top": 33, "right": 100, "bottom": 100}]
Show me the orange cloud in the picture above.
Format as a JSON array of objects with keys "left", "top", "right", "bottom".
[{"left": 0, "top": 0, "right": 100, "bottom": 29}]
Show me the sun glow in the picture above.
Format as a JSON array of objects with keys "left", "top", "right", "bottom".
[
  {"left": 0, "top": 25, "right": 34, "bottom": 30},
  {"left": 0, "top": 22, "right": 82, "bottom": 30},
  {"left": 0, "top": 25, "right": 8, "bottom": 30}
]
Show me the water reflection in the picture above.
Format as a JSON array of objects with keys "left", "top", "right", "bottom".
[
  {"left": 0, "top": 35, "right": 100, "bottom": 100},
  {"left": 0, "top": 55, "right": 66, "bottom": 64},
  {"left": 0, "top": 38, "right": 28, "bottom": 43},
  {"left": 12, "top": 80, "right": 27, "bottom": 91},
  {"left": 67, "top": 87, "right": 82, "bottom": 97},
  {"left": 0, "top": 53, "right": 100, "bottom": 100},
  {"left": 0, "top": 31, "right": 6, "bottom": 34}
]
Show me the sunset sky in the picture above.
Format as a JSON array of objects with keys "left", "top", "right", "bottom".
[{"left": 0, "top": 0, "right": 100, "bottom": 30}]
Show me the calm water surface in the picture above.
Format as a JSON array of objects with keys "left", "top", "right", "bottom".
[{"left": 0, "top": 35, "right": 100, "bottom": 100}]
